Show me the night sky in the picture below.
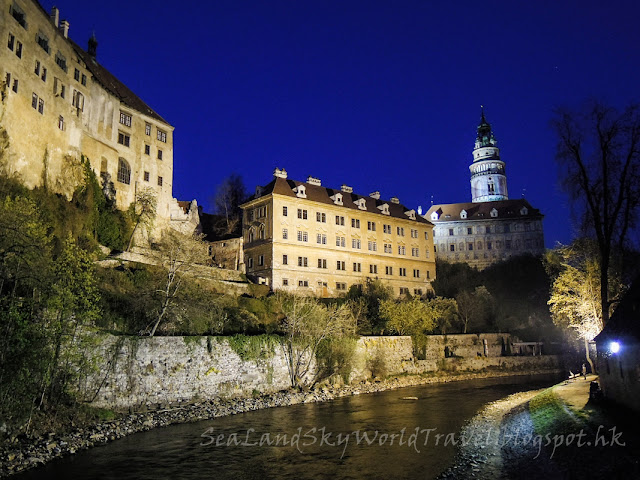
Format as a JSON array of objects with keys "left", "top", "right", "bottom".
[{"left": 43, "top": 0, "right": 640, "bottom": 248}]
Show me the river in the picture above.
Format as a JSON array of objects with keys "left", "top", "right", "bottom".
[{"left": 17, "top": 374, "right": 561, "bottom": 480}]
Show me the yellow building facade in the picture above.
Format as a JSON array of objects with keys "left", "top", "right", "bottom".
[
  {"left": 242, "top": 169, "right": 436, "bottom": 297},
  {"left": 0, "top": 0, "right": 175, "bottom": 222}
]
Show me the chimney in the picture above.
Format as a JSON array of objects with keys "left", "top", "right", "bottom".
[
  {"left": 50, "top": 7, "right": 59, "bottom": 28},
  {"left": 341, "top": 184, "right": 353, "bottom": 193},
  {"left": 88, "top": 32, "right": 98, "bottom": 58},
  {"left": 306, "top": 176, "right": 321, "bottom": 186},
  {"left": 390, "top": 197, "right": 400, "bottom": 204},
  {"left": 273, "top": 168, "right": 287, "bottom": 179},
  {"left": 369, "top": 191, "right": 380, "bottom": 199},
  {"left": 59, "top": 20, "right": 70, "bottom": 38}
]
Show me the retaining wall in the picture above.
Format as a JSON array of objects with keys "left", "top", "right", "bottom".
[{"left": 79, "top": 333, "right": 562, "bottom": 410}]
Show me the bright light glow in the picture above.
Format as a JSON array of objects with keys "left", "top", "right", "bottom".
[{"left": 610, "top": 341, "right": 620, "bottom": 354}]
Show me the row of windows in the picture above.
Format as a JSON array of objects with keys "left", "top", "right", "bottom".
[
  {"left": 284, "top": 207, "right": 428, "bottom": 238},
  {"left": 121, "top": 111, "right": 167, "bottom": 143},
  {"left": 441, "top": 222, "right": 539, "bottom": 237},
  {"left": 281, "top": 229, "right": 428, "bottom": 257},
  {"left": 7, "top": 31, "right": 168, "bottom": 145},
  {"left": 437, "top": 238, "right": 542, "bottom": 252},
  {"left": 273, "top": 254, "right": 431, "bottom": 278},
  {"left": 8, "top": 29, "right": 89, "bottom": 87},
  {"left": 115, "top": 158, "right": 163, "bottom": 187},
  {"left": 280, "top": 278, "right": 423, "bottom": 296},
  {"left": 116, "top": 133, "right": 165, "bottom": 160},
  {"left": 7, "top": 76, "right": 67, "bottom": 130},
  {"left": 247, "top": 205, "right": 268, "bottom": 222},
  {"left": 7, "top": 32, "right": 87, "bottom": 118}
]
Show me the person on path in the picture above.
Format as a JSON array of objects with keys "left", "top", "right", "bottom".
[{"left": 581, "top": 363, "right": 587, "bottom": 380}]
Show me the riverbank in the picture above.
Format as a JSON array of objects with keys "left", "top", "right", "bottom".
[
  {"left": 0, "top": 368, "right": 561, "bottom": 477},
  {"left": 439, "top": 374, "right": 640, "bottom": 479}
]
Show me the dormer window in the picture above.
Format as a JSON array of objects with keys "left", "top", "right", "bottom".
[
  {"left": 10, "top": 3, "right": 27, "bottom": 29},
  {"left": 460, "top": 209, "right": 467, "bottom": 219},
  {"left": 294, "top": 185, "right": 307, "bottom": 198},
  {"left": 378, "top": 203, "right": 390, "bottom": 215},
  {"left": 355, "top": 198, "right": 367, "bottom": 210},
  {"left": 331, "top": 192, "right": 343, "bottom": 205},
  {"left": 405, "top": 209, "right": 416, "bottom": 220},
  {"left": 490, "top": 208, "right": 498, "bottom": 218},
  {"left": 520, "top": 206, "right": 528, "bottom": 215},
  {"left": 55, "top": 51, "right": 67, "bottom": 72},
  {"left": 36, "top": 32, "right": 50, "bottom": 54},
  {"left": 430, "top": 211, "right": 439, "bottom": 221}
]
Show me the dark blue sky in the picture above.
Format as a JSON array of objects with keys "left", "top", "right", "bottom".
[{"left": 46, "top": 0, "right": 640, "bottom": 248}]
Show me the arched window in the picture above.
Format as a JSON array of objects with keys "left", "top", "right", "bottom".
[{"left": 117, "top": 158, "right": 131, "bottom": 184}]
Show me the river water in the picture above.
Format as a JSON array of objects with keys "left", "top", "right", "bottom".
[{"left": 19, "top": 374, "right": 561, "bottom": 480}]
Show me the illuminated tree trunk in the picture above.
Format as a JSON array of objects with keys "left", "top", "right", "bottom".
[{"left": 584, "top": 336, "right": 595, "bottom": 375}]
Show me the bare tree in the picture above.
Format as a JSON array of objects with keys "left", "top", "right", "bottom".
[
  {"left": 277, "top": 293, "right": 356, "bottom": 387},
  {"left": 147, "top": 230, "right": 208, "bottom": 336},
  {"left": 213, "top": 174, "right": 246, "bottom": 236},
  {"left": 552, "top": 101, "right": 640, "bottom": 326}
]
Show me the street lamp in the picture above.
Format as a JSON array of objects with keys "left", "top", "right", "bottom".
[{"left": 610, "top": 341, "right": 620, "bottom": 354}]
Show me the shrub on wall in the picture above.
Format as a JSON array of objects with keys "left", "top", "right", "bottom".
[{"left": 315, "top": 337, "right": 359, "bottom": 383}]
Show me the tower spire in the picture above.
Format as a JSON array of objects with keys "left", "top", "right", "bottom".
[{"left": 469, "top": 109, "right": 508, "bottom": 203}]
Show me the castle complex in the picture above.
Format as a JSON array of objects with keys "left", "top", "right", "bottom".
[
  {"left": 241, "top": 169, "right": 436, "bottom": 297},
  {"left": 1, "top": 2, "right": 544, "bottom": 279},
  {"left": 0, "top": 0, "right": 176, "bottom": 224},
  {"left": 426, "top": 112, "right": 545, "bottom": 269}
]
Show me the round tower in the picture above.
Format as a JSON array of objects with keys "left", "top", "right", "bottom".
[{"left": 469, "top": 109, "right": 508, "bottom": 202}]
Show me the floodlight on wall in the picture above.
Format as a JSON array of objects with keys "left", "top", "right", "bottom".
[{"left": 610, "top": 341, "right": 620, "bottom": 354}]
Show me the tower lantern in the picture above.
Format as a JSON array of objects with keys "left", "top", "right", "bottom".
[{"left": 469, "top": 109, "right": 508, "bottom": 202}]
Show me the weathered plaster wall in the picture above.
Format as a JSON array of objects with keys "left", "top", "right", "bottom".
[
  {"left": 596, "top": 345, "right": 640, "bottom": 412},
  {"left": 0, "top": 0, "right": 174, "bottom": 220}
]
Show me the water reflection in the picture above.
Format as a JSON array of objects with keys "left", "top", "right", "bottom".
[{"left": 18, "top": 374, "right": 560, "bottom": 480}]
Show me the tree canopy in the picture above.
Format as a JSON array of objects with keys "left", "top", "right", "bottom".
[
  {"left": 552, "top": 101, "right": 640, "bottom": 325},
  {"left": 212, "top": 173, "right": 247, "bottom": 236}
]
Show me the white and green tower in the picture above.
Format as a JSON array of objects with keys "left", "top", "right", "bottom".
[{"left": 470, "top": 109, "right": 508, "bottom": 202}]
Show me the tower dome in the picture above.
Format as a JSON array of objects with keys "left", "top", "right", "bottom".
[{"left": 469, "top": 109, "right": 508, "bottom": 202}]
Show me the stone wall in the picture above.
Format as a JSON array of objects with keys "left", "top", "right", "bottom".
[
  {"left": 82, "top": 335, "right": 294, "bottom": 410},
  {"left": 350, "top": 336, "right": 414, "bottom": 380},
  {"left": 422, "top": 333, "right": 516, "bottom": 360},
  {"left": 79, "top": 333, "right": 561, "bottom": 411},
  {"left": 414, "top": 353, "right": 563, "bottom": 374}
]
